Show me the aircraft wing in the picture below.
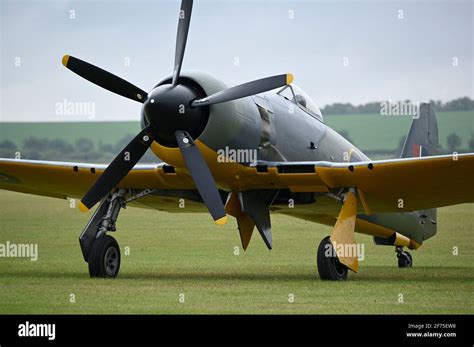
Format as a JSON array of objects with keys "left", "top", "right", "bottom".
[
  {"left": 0, "top": 158, "right": 195, "bottom": 201},
  {"left": 1, "top": 153, "right": 473, "bottom": 215},
  {"left": 259, "top": 153, "right": 474, "bottom": 213}
]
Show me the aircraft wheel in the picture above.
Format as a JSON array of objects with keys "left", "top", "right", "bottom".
[
  {"left": 88, "top": 235, "right": 121, "bottom": 278},
  {"left": 397, "top": 251, "right": 413, "bottom": 268},
  {"left": 317, "top": 236, "right": 348, "bottom": 281}
]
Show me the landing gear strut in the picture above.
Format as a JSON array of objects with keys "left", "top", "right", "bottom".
[
  {"left": 396, "top": 246, "right": 413, "bottom": 268},
  {"left": 317, "top": 236, "right": 348, "bottom": 281},
  {"left": 79, "top": 189, "right": 126, "bottom": 278}
]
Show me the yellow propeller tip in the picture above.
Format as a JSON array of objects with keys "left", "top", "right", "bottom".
[
  {"left": 286, "top": 73, "right": 294, "bottom": 84},
  {"left": 215, "top": 216, "right": 228, "bottom": 226},
  {"left": 78, "top": 202, "right": 89, "bottom": 213},
  {"left": 62, "top": 55, "right": 70, "bottom": 67}
]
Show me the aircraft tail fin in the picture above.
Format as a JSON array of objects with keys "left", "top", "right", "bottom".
[
  {"left": 400, "top": 103, "right": 439, "bottom": 240},
  {"left": 400, "top": 103, "right": 439, "bottom": 158}
]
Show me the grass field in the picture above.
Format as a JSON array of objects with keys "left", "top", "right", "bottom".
[
  {"left": 1, "top": 110, "right": 473, "bottom": 152},
  {"left": 0, "top": 190, "right": 473, "bottom": 314}
]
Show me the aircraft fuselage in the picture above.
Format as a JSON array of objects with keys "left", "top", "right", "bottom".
[{"left": 147, "top": 70, "right": 433, "bottom": 246}]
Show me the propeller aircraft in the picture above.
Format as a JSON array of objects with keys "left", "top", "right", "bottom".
[{"left": 1, "top": 0, "right": 473, "bottom": 280}]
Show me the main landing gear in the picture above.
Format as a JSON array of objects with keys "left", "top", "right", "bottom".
[
  {"left": 88, "top": 235, "right": 121, "bottom": 278},
  {"left": 396, "top": 246, "right": 413, "bottom": 268},
  {"left": 317, "top": 236, "right": 349, "bottom": 281},
  {"left": 79, "top": 189, "right": 126, "bottom": 278}
]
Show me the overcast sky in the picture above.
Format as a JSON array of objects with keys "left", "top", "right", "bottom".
[{"left": 1, "top": 0, "right": 472, "bottom": 122}]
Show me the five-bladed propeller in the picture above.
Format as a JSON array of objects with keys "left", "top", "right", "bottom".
[{"left": 63, "top": 0, "right": 293, "bottom": 224}]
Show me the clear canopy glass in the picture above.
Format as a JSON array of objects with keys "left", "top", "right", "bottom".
[{"left": 276, "top": 84, "right": 323, "bottom": 121}]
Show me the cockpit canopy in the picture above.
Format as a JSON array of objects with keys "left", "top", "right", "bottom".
[{"left": 276, "top": 84, "right": 323, "bottom": 122}]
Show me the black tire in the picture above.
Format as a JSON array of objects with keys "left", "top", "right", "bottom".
[
  {"left": 317, "top": 236, "right": 348, "bottom": 281},
  {"left": 398, "top": 251, "right": 413, "bottom": 268},
  {"left": 88, "top": 235, "right": 121, "bottom": 278}
]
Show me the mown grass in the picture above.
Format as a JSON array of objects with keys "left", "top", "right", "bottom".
[{"left": 0, "top": 191, "right": 472, "bottom": 314}]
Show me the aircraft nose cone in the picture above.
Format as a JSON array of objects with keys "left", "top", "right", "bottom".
[{"left": 143, "top": 84, "right": 209, "bottom": 147}]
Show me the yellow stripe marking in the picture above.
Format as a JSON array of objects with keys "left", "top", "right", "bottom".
[{"left": 286, "top": 73, "right": 294, "bottom": 84}]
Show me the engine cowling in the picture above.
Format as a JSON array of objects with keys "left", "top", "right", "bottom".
[{"left": 143, "top": 71, "right": 263, "bottom": 169}]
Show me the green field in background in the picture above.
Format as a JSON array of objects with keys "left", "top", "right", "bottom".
[
  {"left": 0, "top": 190, "right": 472, "bottom": 314},
  {"left": 0, "top": 121, "right": 141, "bottom": 149},
  {"left": 1, "top": 110, "right": 472, "bottom": 152},
  {"left": 325, "top": 110, "right": 474, "bottom": 151}
]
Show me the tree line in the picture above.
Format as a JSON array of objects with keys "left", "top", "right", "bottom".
[{"left": 322, "top": 96, "right": 474, "bottom": 115}]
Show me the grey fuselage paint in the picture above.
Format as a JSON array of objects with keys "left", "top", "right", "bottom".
[{"left": 150, "top": 71, "right": 426, "bottom": 245}]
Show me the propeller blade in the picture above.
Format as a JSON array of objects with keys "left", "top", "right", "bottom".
[
  {"left": 191, "top": 73, "right": 293, "bottom": 107},
  {"left": 62, "top": 55, "right": 148, "bottom": 103},
  {"left": 79, "top": 126, "right": 155, "bottom": 212},
  {"left": 175, "top": 130, "right": 227, "bottom": 225},
  {"left": 172, "top": 0, "right": 193, "bottom": 86}
]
